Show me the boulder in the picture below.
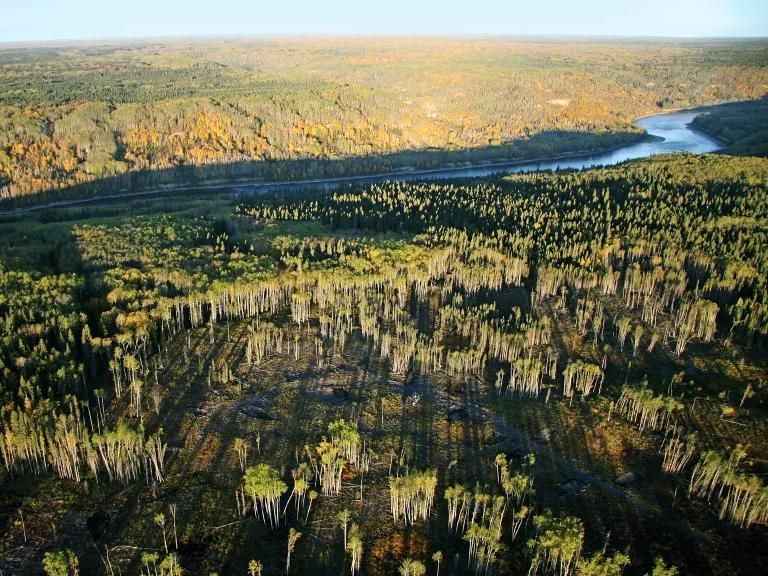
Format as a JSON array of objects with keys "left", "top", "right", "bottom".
[
  {"left": 239, "top": 396, "right": 275, "bottom": 420},
  {"left": 508, "top": 445, "right": 532, "bottom": 458},
  {"left": 87, "top": 510, "right": 110, "bottom": 540},
  {"left": 190, "top": 405, "right": 208, "bottom": 418},
  {"left": 447, "top": 405, "right": 469, "bottom": 422},
  {"left": 332, "top": 386, "right": 351, "bottom": 399},
  {"left": 615, "top": 471, "right": 638, "bottom": 486},
  {"left": 240, "top": 406, "right": 275, "bottom": 420},
  {"left": 534, "top": 428, "right": 555, "bottom": 444},
  {"left": 559, "top": 479, "right": 586, "bottom": 495}
]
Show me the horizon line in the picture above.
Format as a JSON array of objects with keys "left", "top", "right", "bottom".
[{"left": 2, "top": 31, "right": 768, "bottom": 47}]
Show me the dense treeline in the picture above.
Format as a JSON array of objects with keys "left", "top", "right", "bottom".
[
  {"left": 1, "top": 38, "right": 767, "bottom": 202},
  {"left": 0, "top": 153, "right": 766, "bottom": 574},
  {"left": 241, "top": 154, "right": 768, "bottom": 345},
  {"left": 692, "top": 97, "right": 768, "bottom": 157}
]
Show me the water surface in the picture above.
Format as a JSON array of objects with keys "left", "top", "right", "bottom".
[
  {"left": 1, "top": 109, "right": 725, "bottom": 214},
  {"left": 237, "top": 110, "right": 723, "bottom": 196}
]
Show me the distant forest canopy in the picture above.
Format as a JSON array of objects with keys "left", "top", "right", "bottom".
[{"left": 0, "top": 37, "right": 767, "bottom": 202}]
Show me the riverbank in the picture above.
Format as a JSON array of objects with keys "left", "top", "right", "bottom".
[
  {"left": 689, "top": 98, "right": 768, "bottom": 157},
  {"left": 0, "top": 107, "right": 724, "bottom": 216},
  {"left": 0, "top": 132, "right": 650, "bottom": 216}
]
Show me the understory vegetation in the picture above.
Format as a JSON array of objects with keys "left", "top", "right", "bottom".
[{"left": 0, "top": 153, "right": 766, "bottom": 575}]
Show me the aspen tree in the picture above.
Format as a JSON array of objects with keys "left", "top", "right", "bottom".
[
  {"left": 494, "top": 369, "right": 506, "bottom": 396},
  {"left": 286, "top": 528, "right": 301, "bottom": 575},
  {"left": 43, "top": 549, "right": 79, "bottom": 576},
  {"left": 631, "top": 324, "right": 644, "bottom": 357},
  {"left": 169, "top": 503, "right": 178, "bottom": 550},
  {"left": 150, "top": 386, "right": 162, "bottom": 416},
  {"left": 389, "top": 469, "right": 438, "bottom": 526},
  {"left": 647, "top": 330, "right": 660, "bottom": 353},
  {"left": 645, "top": 557, "right": 679, "bottom": 576},
  {"left": 511, "top": 505, "right": 530, "bottom": 542},
  {"left": 286, "top": 478, "right": 310, "bottom": 520},
  {"left": 506, "top": 357, "right": 545, "bottom": 398},
  {"left": 739, "top": 383, "right": 754, "bottom": 408},
  {"left": 527, "top": 511, "right": 584, "bottom": 576},
  {"left": 689, "top": 445, "right": 768, "bottom": 527},
  {"left": 347, "top": 523, "right": 364, "bottom": 576},
  {"left": 562, "top": 361, "right": 604, "bottom": 403},
  {"left": 155, "top": 513, "right": 168, "bottom": 554},
  {"left": 306, "top": 440, "right": 345, "bottom": 496},
  {"left": 291, "top": 292, "right": 312, "bottom": 324},
  {"left": 93, "top": 422, "right": 147, "bottom": 483},
  {"left": 329, "top": 419, "right": 365, "bottom": 470},
  {"left": 669, "top": 298, "right": 719, "bottom": 356},
  {"left": 400, "top": 558, "right": 427, "bottom": 576},
  {"left": 575, "top": 551, "right": 630, "bottom": 576},
  {"left": 445, "top": 484, "right": 471, "bottom": 535},
  {"left": 660, "top": 432, "right": 697, "bottom": 475},
  {"left": 615, "top": 317, "right": 631, "bottom": 351},
  {"left": 242, "top": 464, "right": 288, "bottom": 528},
  {"left": 141, "top": 552, "right": 159, "bottom": 576},
  {"left": 93, "top": 388, "right": 107, "bottom": 431},
  {"left": 248, "top": 560, "right": 263, "bottom": 576},
  {"left": 305, "top": 490, "right": 318, "bottom": 524},
  {"left": 614, "top": 382, "right": 681, "bottom": 432},
  {"left": 145, "top": 430, "right": 167, "bottom": 484},
  {"left": 495, "top": 453, "right": 507, "bottom": 483},
  {"left": 234, "top": 438, "right": 248, "bottom": 472},
  {"left": 158, "top": 553, "right": 182, "bottom": 576},
  {"left": 432, "top": 551, "right": 443, "bottom": 576},
  {"left": 337, "top": 508, "right": 351, "bottom": 549},
  {"left": 500, "top": 461, "right": 535, "bottom": 507},
  {"left": 129, "top": 378, "right": 143, "bottom": 418}
]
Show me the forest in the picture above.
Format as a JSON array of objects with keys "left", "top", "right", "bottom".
[
  {"left": 0, "top": 151, "right": 766, "bottom": 575},
  {"left": 691, "top": 97, "right": 768, "bottom": 157},
  {"left": 1, "top": 38, "right": 767, "bottom": 206}
]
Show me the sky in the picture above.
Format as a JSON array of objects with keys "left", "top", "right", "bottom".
[{"left": 1, "top": 0, "right": 766, "bottom": 43}]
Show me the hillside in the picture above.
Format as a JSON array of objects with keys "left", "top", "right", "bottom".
[
  {"left": 691, "top": 98, "right": 768, "bottom": 157},
  {"left": 1, "top": 38, "right": 767, "bottom": 204}
]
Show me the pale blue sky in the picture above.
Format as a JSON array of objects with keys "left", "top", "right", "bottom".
[{"left": 1, "top": 0, "right": 766, "bottom": 43}]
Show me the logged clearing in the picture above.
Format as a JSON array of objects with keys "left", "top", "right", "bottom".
[{"left": 1, "top": 154, "right": 767, "bottom": 575}]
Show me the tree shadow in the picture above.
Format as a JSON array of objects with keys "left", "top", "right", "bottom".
[{"left": 0, "top": 128, "right": 648, "bottom": 213}]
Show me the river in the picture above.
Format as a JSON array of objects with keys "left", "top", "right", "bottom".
[
  {"left": 0, "top": 109, "right": 724, "bottom": 214},
  {"left": 235, "top": 109, "right": 723, "bottom": 196}
]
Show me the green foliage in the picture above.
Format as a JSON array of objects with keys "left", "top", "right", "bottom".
[
  {"left": 692, "top": 98, "right": 768, "bottom": 157},
  {"left": 1, "top": 38, "right": 766, "bottom": 203},
  {"left": 399, "top": 558, "right": 426, "bottom": 576},
  {"left": 689, "top": 445, "right": 768, "bottom": 527},
  {"left": 248, "top": 560, "right": 263, "bottom": 576},
  {"left": 645, "top": 557, "right": 679, "bottom": 576},
  {"left": 242, "top": 463, "right": 288, "bottom": 528},
  {"left": 389, "top": 469, "right": 438, "bottom": 526},
  {"left": 528, "top": 511, "right": 585, "bottom": 576},
  {"left": 42, "top": 549, "right": 79, "bottom": 576},
  {"left": 576, "top": 551, "right": 630, "bottom": 576},
  {"left": 0, "top": 150, "right": 766, "bottom": 574}
]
